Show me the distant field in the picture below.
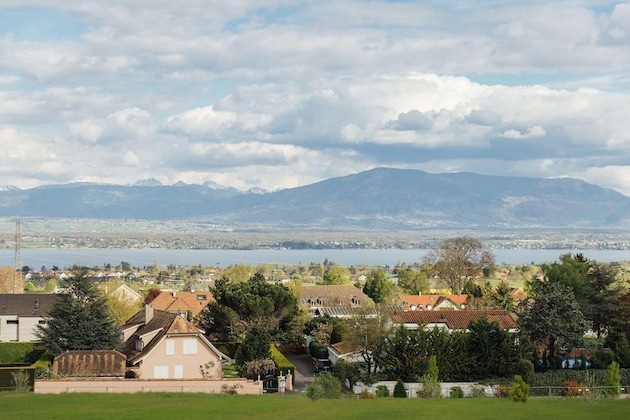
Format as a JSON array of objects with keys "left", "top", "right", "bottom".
[{"left": 0, "top": 393, "right": 629, "bottom": 420}]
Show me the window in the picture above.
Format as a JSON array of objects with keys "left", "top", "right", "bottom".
[
  {"left": 165, "top": 339, "right": 175, "bottom": 356},
  {"left": 183, "top": 339, "right": 198, "bottom": 355},
  {"left": 38, "top": 320, "right": 47, "bottom": 325},
  {"left": 153, "top": 366, "right": 168, "bottom": 379},
  {"left": 6, "top": 320, "right": 18, "bottom": 325},
  {"left": 174, "top": 365, "right": 184, "bottom": 379},
  {"left": 197, "top": 294, "right": 207, "bottom": 300}
]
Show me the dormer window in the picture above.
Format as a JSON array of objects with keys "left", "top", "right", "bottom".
[
  {"left": 135, "top": 338, "right": 144, "bottom": 351},
  {"left": 316, "top": 297, "right": 324, "bottom": 305},
  {"left": 351, "top": 296, "right": 360, "bottom": 305}
]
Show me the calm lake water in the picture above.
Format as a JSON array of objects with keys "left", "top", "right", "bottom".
[{"left": 1, "top": 248, "right": 630, "bottom": 269}]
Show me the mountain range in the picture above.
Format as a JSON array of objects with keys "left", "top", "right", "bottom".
[{"left": 1, "top": 168, "right": 629, "bottom": 230}]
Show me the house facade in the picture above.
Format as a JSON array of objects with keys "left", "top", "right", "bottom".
[
  {"left": 298, "top": 285, "right": 376, "bottom": 318},
  {"left": 0, "top": 294, "right": 59, "bottom": 341},
  {"left": 122, "top": 306, "right": 228, "bottom": 379}
]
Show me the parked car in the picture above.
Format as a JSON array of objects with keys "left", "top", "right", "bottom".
[{"left": 313, "top": 358, "right": 332, "bottom": 373}]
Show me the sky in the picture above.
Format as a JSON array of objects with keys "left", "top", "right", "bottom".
[{"left": 1, "top": 1, "right": 630, "bottom": 196}]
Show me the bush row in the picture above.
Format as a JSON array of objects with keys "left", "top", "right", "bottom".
[
  {"left": 270, "top": 344, "right": 295, "bottom": 385},
  {"left": 531, "top": 368, "right": 630, "bottom": 387},
  {"left": 0, "top": 343, "right": 46, "bottom": 365}
]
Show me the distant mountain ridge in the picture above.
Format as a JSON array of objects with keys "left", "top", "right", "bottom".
[{"left": 1, "top": 168, "right": 628, "bottom": 230}]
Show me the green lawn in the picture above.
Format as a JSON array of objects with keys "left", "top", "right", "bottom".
[{"left": 1, "top": 393, "right": 629, "bottom": 419}]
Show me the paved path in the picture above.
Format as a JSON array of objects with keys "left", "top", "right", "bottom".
[{"left": 284, "top": 352, "right": 315, "bottom": 393}]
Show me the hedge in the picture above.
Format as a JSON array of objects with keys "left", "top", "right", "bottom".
[
  {"left": 531, "top": 368, "right": 630, "bottom": 387},
  {"left": 270, "top": 344, "right": 295, "bottom": 386},
  {"left": 0, "top": 343, "right": 46, "bottom": 365}
]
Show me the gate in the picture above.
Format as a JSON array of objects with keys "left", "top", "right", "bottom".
[{"left": 262, "top": 375, "right": 278, "bottom": 393}]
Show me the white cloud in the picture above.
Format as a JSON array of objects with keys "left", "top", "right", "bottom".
[{"left": 0, "top": 1, "right": 630, "bottom": 197}]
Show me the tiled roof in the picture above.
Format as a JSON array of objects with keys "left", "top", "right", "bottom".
[
  {"left": 121, "top": 307, "right": 227, "bottom": 364},
  {"left": 330, "top": 341, "right": 361, "bottom": 355},
  {"left": 149, "top": 290, "right": 213, "bottom": 318},
  {"left": 390, "top": 309, "right": 519, "bottom": 330},
  {"left": 399, "top": 294, "right": 468, "bottom": 310},
  {"left": 298, "top": 285, "right": 374, "bottom": 308},
  {"left": 53, "top": 350, "right": 126, "bottom": 377},
  {"left": 0, "top": 294, "right": 59, "bottom": 316}
]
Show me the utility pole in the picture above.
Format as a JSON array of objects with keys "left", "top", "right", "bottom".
[{"left": 14, "top": 217, "right": 21, "bottom": 294}]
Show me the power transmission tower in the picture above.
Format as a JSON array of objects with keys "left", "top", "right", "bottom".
[{"left": 14, "top": 217, "right": 22, "bottom": 294}]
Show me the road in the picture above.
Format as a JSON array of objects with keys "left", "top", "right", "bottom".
[{"left": 284, "top": 352, "right": 315, "bottom": 393}]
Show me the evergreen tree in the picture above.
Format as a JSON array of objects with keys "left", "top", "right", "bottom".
[
  {"left": 37, "top": 266, "right": 122, "bottom": 356},
  {"left": 363, "top": 268, "right": 393, "bottom": 304}
]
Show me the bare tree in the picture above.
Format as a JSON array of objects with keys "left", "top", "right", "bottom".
[{"left": 424, "top": 236, "right": 495, "bottom": 294}]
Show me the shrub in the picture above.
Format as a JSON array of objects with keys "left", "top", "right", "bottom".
[
  {"left": 562, "top": 380, "right": 582, "bottom": 397},
  {"left": 495, "top": 384, "right": 509, "bottom": 398},
  {"left": 417, "top": 355, "right": 440, "bottom": 399},
  {"left": 393, "top": 379, "right": 407, "bottom": 398},
  {"left": 358, "top": 389, "right": 375, "bottom": 399},
  {"left": 308, "top": 341, "right": 329, "bottom": 359},
  {"left": 375, "top": 385, "right": 390, "bottom": 398},
  {"left": 11, "top": 369, "right": 32, "bottom": 393},
  {"left": 449, "top": 386, "right": 464, "bottom": 399},
  {"left": 605, "top": 361, "right": 621, "bottom": 397},
  {"left": 472, "top": 386, "right": 487, "bottom": 398},
  {"left": 515, "top": 359, "right": 535, "bottom": 384},
  {"left": 305, "top": 372, "right": 342, "bottom": 400},
  {"left": 305, "top": 383, "right": 325, "bottom": 401},
  {"left": 509, "top": 375, "right": 530, "bottom": 403}
]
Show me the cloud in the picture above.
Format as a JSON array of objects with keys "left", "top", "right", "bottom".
[
  {"left": 0, "top": 1, "right": 630, "bottom": 197},
  {"left": 501, "top": 126, "right": 546, "bottom": 140}
]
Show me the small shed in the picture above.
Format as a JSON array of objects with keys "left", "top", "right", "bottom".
[{"left": 53, "top": 350, "right": 127, "bottom": 377}]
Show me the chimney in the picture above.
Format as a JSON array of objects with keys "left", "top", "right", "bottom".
[{"left": 145, "top": 304, "right": 154, "bottom": 323}]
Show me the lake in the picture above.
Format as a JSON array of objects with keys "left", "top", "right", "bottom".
[{"left": 1, "top": 248, "right": 629, "bottom": 270}]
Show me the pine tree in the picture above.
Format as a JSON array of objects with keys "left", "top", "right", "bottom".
[{"left": 37, "top": 266, "right": 122, "bottom": 356}]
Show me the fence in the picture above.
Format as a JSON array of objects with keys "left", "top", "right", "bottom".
[{"left": 529, "top": 385, "right": 629, "bottom": 398}]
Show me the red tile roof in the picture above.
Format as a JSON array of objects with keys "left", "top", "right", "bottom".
[
  {"left": 390, "top": 309, "right": 519, "bottom": 330},
  {"left": 149, "top": 290, "right": 213, "bottom": 318}
]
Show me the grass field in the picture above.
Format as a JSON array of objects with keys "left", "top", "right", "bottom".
[{"left": 0, "top": 393, "right": 629, "bottom": 419}]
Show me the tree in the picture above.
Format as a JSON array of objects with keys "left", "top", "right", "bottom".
[
  {"left": 467, "top": 316, "right": 517, "bottom": 378},
  {"left": 424, "top": 237, "right": 495, "bottom": 294},
  {"left": 199, "top": 274, "right": 299, "bottom": 341},
  {"left": 533, "top": 253, "right": 589, "bottom": 305},
  {"left": 397, "top": 268, "right": 429, "bottom": 295},
  {"left": 223, "top": 264, "right": 256, "bottom": 283},
  {"left": 509, "top": 375, "right": 529, "bottom": 402},
  {"left": 36, "top": 266, "right": 121, "bottom": 356},
  {"left": 418, "top": 355, "right": 440, "bottom": 398},
  {"left": 234, "top": 326, "right": 272, "bottom": 376},
  {"left": 376, "top": 325, "right": 424, "bottom": 382},
  {"left": 322, "top": 264, "right": 352, "bottom": 285},
  {"left": 519, "top": 282, "right": 588, "bottom": 370},
  {"left": 493, "top": 280, "right": 515, "bottom": 311},
  {"left": 583, "top": 262, "right": 621, "bottom": 339},
  {"left": 362, "top": 268, "right": 393, "bottom": 304}
]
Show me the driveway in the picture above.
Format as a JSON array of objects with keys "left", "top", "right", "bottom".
[{"left": 284, "top": 352, "right": 315, "bottom": 392}]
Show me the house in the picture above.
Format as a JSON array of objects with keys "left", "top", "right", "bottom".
[
  {"left": 0, "top": 294, "right": 60, "bottom": 341},
  {"left": 149, "top": 290, "right": 213, "bottom": 320},
  {"left": 389, "top": 309, "right": 519, "bottom": 333},
  {"left": 121, "top": 306, "right": 228, "bottom": 379},
  {"left": 298, "top": 285, "right": 376, "bottom": 318},
  {"left": 398, "top": 294, "right": 468, "bottom": 311},
  {"left": 109, "top": 284, "right": 143, "bottom": 304},
  {"left": 328, "top": 341, "right": 365, "bottom": 365}
]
